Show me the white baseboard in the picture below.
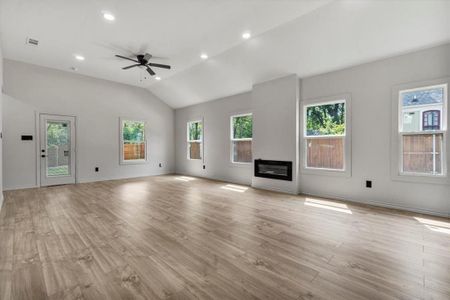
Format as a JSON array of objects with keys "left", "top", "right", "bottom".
[
  {"left": 3, "top": 184, "right": 38, "bottom": 191},
  {"left": 3, "top": 171, "right": 175, "bottom": 191},
  {"left": 301, "top": 191, "right": 449, "bottom": 218}
]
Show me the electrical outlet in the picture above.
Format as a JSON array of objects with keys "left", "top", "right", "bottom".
[
  {"left": 95, "top": 167, "right": 99, "bottom": 172},
  {"left": 366, "top": 180, "right": 372, "bottom": 188}
]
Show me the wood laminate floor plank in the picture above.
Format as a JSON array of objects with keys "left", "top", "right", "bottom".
[{"left": 1, "top": 175, "right": 449, "bottom": 299}]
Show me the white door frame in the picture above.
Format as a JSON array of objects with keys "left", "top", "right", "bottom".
[{"left": 39, "top": 113, "right": 77, "bottom": 186}]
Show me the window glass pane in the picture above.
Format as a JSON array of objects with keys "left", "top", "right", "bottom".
[
  {"left": 232, "top": 140, "right": 252, "bottom": 163},
  {"left": 402, "top": 134, "right": 443, "bottom": 175},
  {"left": 233, "top": 115, "right": 252, "bottom": 139},
  {"left": 401, "top": 86, "right": 444, "bottom": 132},
  {"left": 123, "top": 120, "right": 145, "bottom": 160},
  {"left": 189, "top": 142, "right": 202, "bottom": 159},
  {"left": 47, "top": 121, "right": 70, "bottom": 176},
  {"left": 306, "top": 102, "right": 345, "bottom": 136},
  {"left": 306, "top": 137, "right": 344, "bottom": 170},
  {"left": 188, "top": 122, "right": 202, "bottom": 141}
]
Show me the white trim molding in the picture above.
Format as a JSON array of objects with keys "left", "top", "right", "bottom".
[
  {"left": 391, "top": 78, "right": 450, "bottom": 185},
  {"left": 230, "top": 112, "right": 253, "bottom": 165},
  {"left": 119, "top": 117, "right": 148, "bottom": 165},
  {"left": 186, "top": 119, "right": 203, "bottom": 161},
  {"left": 300, "top": 93, "right": 352, "bottom": 178}
]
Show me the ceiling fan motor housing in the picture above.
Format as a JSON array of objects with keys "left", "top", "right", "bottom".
[{"left": 137, "top": 53, "right": 152, "bottom": 64}]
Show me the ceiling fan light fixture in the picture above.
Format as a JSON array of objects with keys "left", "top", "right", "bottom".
[
  {"left": 242, "top": 31, "right": 251, "bottom": 40},
  {"left": 102, "top": 12, "right": 115, "bottom": 21}
]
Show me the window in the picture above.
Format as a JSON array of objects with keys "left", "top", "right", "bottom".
[
  {"left": 304, "top": 100, "right": 346, "bottom": 171},
  {"left": 399, "top": 84, "right": 447, "bottom": 176},
  {"left": 423, "top": 110, "right": 440, "bottom": 131},
  {"left": 230, "top": 114, "right": 252, "bottom": 163},
  {"left": 120, "top": 119, "right": 146, "bottom": 163},
  {"left": 187, "top": 120, "right": 202, "bottom": 160}
]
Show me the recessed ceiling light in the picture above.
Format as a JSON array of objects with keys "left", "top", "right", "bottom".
[
  {"left": 200, "top": 53, "right": 208, "bottom": 60},
  {"left": 155, "top": 76, "right": 161, "bottom": 81},
  {"left": 242, "top": 31, "right": 251, "bottom": 39},
  {"left": 74, "top": 55, "right": 85, "bottom": 61},
  {"left": 103, "top": 12, "right": 115, "bottom": 21}
]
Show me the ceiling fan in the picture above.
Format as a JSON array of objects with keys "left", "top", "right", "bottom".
[{"left": 115, "top": 53, "right": 171, "bottom": 76}]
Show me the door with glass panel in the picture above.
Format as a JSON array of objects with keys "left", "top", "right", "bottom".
[{"left": 40, "top": 114, "right": 76, "bottom": 186}]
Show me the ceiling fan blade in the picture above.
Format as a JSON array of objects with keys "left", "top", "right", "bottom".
[
  {"left": 146, "top": 67, "right": 155, "bottom": 76},
  {"left": 148, "top": 62, "right": 171, "bottom": 69},
  {"left": 122, "top": 64, "right": 141, "bottom": 70},
  {"left": 115, "top": 54, "right": 139, "bottom": 63}
]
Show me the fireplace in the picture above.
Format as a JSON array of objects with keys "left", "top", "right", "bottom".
[{"left": 254, "top": 159, "right": 292, "bottom": 181}]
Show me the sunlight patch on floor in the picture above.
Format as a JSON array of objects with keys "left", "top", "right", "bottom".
[
  {"left": 414, "top": 217, "right": 450, "bottom": 234},
  {"left": 304, "top": 198, "right": 352, "bottom": 214},
  {"left": 175, "top": 176, "right": 197, "bottom": 182},
  {"left": 220, "top": 184, "right": 248, "bottom": 193}
]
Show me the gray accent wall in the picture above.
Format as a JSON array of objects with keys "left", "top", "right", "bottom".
[{"left": 251, "top": 74, "right": 299, "bottom": 194}]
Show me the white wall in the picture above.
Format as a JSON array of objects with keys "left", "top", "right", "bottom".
[
  {"left": 0, "top": 39, "right": 3, "bottom": 207},
  {"left": 251, "top": 74, "right": 299, "bottom": 194},
  {"left": 175, "top": 92, "right": 252, "bottom": 185},
  {"left": 2, "top": 59, "right": 174, "bottom": 190},
  {"left": 299, "top": 43, "right": 450, "bottom": 217}
]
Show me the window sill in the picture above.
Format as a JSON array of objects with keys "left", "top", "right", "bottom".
[
  {"left": 229, "top": 161, "right": 252, "bottom": 168},
  {"left": 301, "top": 167, "right": 351, "bottom": 178},
  {"left": 392, "top": 172, "right": 449, "bottom": 185},
  {"left": 120, "top": 159, "right": 147, "bottom": 165}
]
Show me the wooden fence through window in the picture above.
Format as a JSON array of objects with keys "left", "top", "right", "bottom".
[
  {"left": 124, "top": 143, "right": 145, "bottom": 160},
  {"left": 307, "top": 137, "right": 344, "bottom": 169},
  {"left": 189, "top": 142, "right": 201, "bottom": 159},
  {"left": 233, "top": 140, "right": 252, "bottom": 163},
  {"left": 402, "top": 134, "right": 442, "bottom": 174}
]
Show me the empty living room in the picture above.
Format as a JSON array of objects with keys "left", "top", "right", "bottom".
[{"left": 1, "top": 0, "right": 450, "bottom": 299}]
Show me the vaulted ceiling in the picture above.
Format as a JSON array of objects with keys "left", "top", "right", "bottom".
[{"left": 1, "top": 0, "right": 449, "bottom": 108}]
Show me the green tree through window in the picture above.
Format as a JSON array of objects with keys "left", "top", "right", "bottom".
[
  {"left": 47, "top": 122, "right": 69, "bottom": 146},
  {"left": 233, "top": 115, "right": 252, "bottom": 139},
  {"left": 123, "top": 121, "right": 145, "bottom": 142},
  {"left": 188, "top": 122, "right": 202, "bottom": 141},
  {"left": 306, "top": 102, "right": 345, "bottom": 136}
]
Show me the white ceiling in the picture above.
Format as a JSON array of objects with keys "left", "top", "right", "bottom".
[{"left": 1, "top": 0, "right": 449, "bottom": 108}]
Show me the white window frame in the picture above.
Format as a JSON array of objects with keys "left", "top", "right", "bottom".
[
  {"left": 392, "top": 79, "right": 449, "bottom": 184},
  {"left": 300, "top": 94, "right": 352, "bottom": 177},
  {"left": 230, "top": 113, "right": 253, "bottom": 164},
  {"left": 119, "top": 117, "right": 147, "bottom": 165},
  {"left": 187, "top": 120, "right": 203, "bottom": 160}
]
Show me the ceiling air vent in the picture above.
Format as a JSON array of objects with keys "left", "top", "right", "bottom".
[{"left": 26, "top": 37, "right": 39, "bottom": 46}]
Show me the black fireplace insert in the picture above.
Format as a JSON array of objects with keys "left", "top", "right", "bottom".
[{"left": 254, "top": 159, "right": 292, "bottom": 181}]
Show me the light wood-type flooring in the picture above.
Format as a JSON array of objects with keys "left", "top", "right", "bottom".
[{"left": 0, "top": 175, "right": 449, "bottom": 299}]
